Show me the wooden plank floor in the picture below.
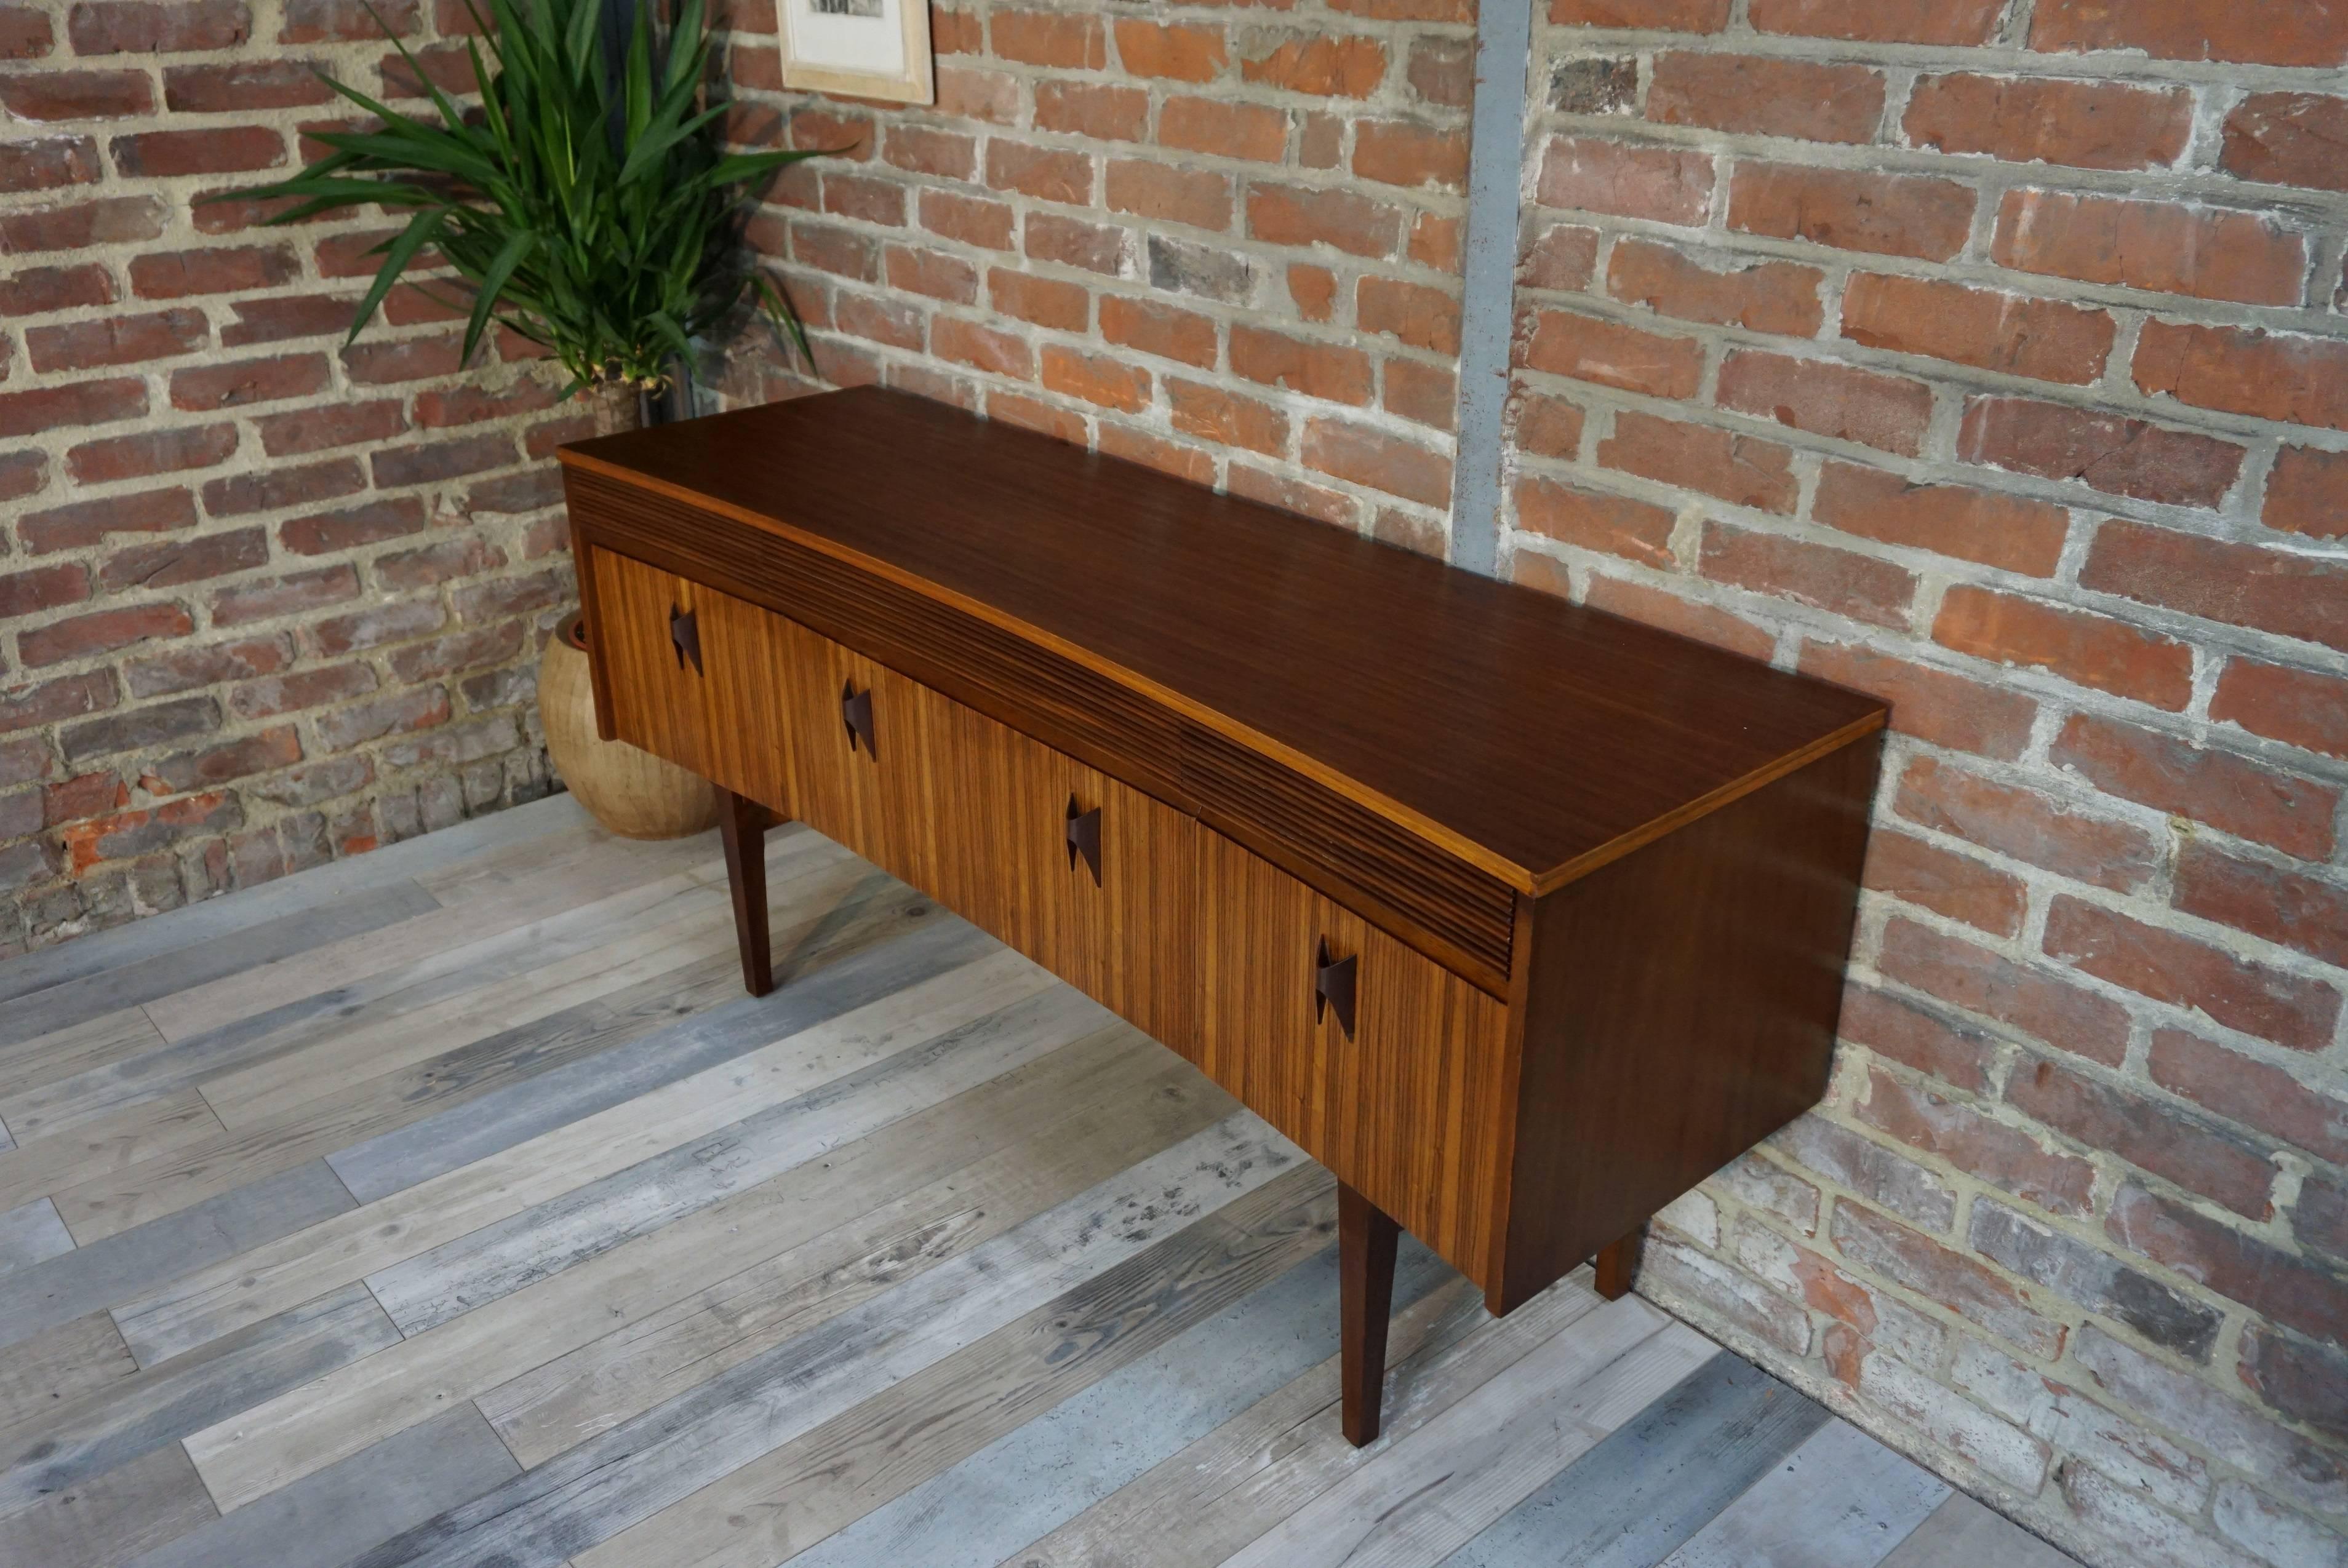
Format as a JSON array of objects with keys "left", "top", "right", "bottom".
[{"left": 0, "top": 795, "right": 2085, "bottom": 1568}]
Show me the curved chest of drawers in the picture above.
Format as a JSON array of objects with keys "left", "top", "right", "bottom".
[{"left": 561, "top": 386, "right": 1887, "bottom": 1443}]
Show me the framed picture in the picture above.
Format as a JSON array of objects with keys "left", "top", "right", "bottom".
[{"left": 779, "top": 0, "right": 934, "bottom": 105}]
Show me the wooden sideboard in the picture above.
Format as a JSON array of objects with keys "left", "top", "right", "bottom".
[{"left": 559, "top": 386, "right": 1887, "bottom": 1444}]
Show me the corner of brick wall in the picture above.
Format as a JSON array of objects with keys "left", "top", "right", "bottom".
[
  {"left": 1503, "top": 4, "right": 2348, "bottom": 1567},
  {"left": 1, "top": 0, "right": 588, "bottom": 957}
]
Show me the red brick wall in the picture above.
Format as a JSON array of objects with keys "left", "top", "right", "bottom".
[
  {"left": 712, "top": 0, "right": 1477, "bottom": 552},
  {"left": 0, "top": 0, "right": 582, "bottom": 955},
  {"left": 1507, "top": 4, "right": 2348, "bottom": 1565}
]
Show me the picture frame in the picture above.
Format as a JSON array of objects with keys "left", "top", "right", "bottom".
[{"left": 778, "top": 0, "right": 935, "bottom": 105}]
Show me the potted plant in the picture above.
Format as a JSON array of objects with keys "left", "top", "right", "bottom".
[{"left": 223, "top": 0, "right": 823, "bottom": 839}]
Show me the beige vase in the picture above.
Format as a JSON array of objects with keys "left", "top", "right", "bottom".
[{"left": 540, "top": 611, "right": 719, "bottom": 840}]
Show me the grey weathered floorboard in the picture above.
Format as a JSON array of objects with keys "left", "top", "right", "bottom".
[
  {"left": 0, "top": 1160, "right": 354, "bottom": 1355},
  {"left": 0, "top": 882, "right": 441, "bottom": 1052},
  {"left": 329, "top": 906, "right": 990, "bottom": 1203},
  {"left": 1658, "top": 1417, "right": 1955, "bottom": 1568},
  {"left": 121, "top": 1404, "right": 522, "bottom": 1568},
  {"left": 0, "top": 1197, "right": 74, "bottom": 1276},
  {"left": 1440, "top": 1351, "right": 1832, "bottom": 1568},
  {"left": 0, "top": 794, "right": 583, "bottom": 1011},
  {"left": 0, "top": 1439, "right": 217, "bottom": 1568},
  {"left": 793, "top": 1236, "right": 1453, "bottom": 1568},
  {"left": 346, "top": 1116, "right": 1298, "bottom": 1568},
  {"left": 0, "top": 1311, "right": 138, "bottom": 1432},
  {"left": 0, "top": 1281, "right": 398, "bottom": 1519},
  {"left": 365, "top": 983, "right": 1103, "bottom": 1334}
]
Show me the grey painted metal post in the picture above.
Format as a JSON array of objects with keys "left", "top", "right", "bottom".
[{"left": 1446, "top": 0, "right": 1535, "bottom": 581}]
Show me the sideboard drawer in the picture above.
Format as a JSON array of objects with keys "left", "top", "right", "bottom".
[
  {"left": 588, "top": 548, "right": 719, "bottom": 782},
  {"left": 770, "top": 613, "right": 936, "bottom": 894},
  {"left": 1199, "top": 829, "right": 1511, "bottom": 1285}
]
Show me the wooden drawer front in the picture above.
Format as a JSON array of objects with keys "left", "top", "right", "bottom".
[
  {"left": 772, "top": 616, "right": 935, "bottom": 893},
  {"left": 915, "top": 688, "right": 1201, "bottom": 1059},
  {"left": 588, "top": 547, "right": 716, "bottom": 780},
  {"left": 691, "top": 589, "right": 799, "bottom": 815},
  {"left": 1199, "top": 830, "right": 1511, "bottom": 1287}
]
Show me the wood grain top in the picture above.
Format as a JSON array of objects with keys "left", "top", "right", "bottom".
[{"left": 561, "top": 387, "right": 1886, "bottom": 891}]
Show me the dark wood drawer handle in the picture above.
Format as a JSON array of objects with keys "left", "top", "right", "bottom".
[
  {"left": 1065, "top": 798, "right": 1102, "bottom": 886},
  {"left": 842, "top": 682, "right": 876, "bottom": 758},
  {"left": 669, "top": 605, "right": 701, "bottom": 674},
  {"left": 1316, "top": 939, "right": 1357, "bottom": 1040}
]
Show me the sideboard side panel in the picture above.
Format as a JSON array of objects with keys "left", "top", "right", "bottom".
[{"left": 1492, "top": 732, "right": 1883, "bottom": 1314}]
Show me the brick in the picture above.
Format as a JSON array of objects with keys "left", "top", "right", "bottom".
[
  {"left": 882, "top": 125, "right": 976, "bottom": 180},
  {"left": 0, "top": 194, "right": 162, "bottom": 252},
  {"left": 0, "top": 68, "right": 154, "bottom": 120},
  {"left": 1148, "top": 236, "right": 1253, "bottom": 306},
  {"left": 230, "top": 661, "right": 376, "bottom": 719},
  {"left": 342, "top": 336, "right": 471, "bottom": 387},
  {"left": 1522, "top": 309, "right": 1703, "bottom": 399},
  {"left": 0, "top": 672, "right": 116, "bottom": 738},
  {"left": 2222, "top": 93, "right": 2348, "bottom": 194},
  {"left": 1032, "top": 81, "right": 1148, "bottom": 143},
  {"left": 210, "top": 563, "right": 359, "bottom": 626},
  {"left": 375, "top": 536, "right": 503, "bottom": 592},
  {"left": 162, "top": 58, "right": 332, "bottom": 112},
  {"left": 2258, "top": 445, "right": 2348, "bottom": 544},
  {"left": 410, "top": 380, "right": 559, "bottom": 428},
  {"left": 1831, "top": 1200, "right": 2064, "bottom": 1358},
  {"left": 1104, "top": 160, "right": 1229, "bottom": 231},
  {"left": 1961, "top": 400, "right": 2245, "bottom": 508},
  {"left": 1934, "top": 586, "right": 2192, "bottom": 710},
  {"left": 788, "top": 221, "right": 874, "bottom": 284},
  {"left": 2096, "top": 521, "right": 2348, "bottom": 655},
  {"left": 60, "top": 694, "right": 217, "bottom": 763},
  {"left": 1895, "top": 754, "right": 2160, "bottom": 893},
  {"left": 2032, "top": 0, "right": 2348, "bottom": 67},
  {"left": 1407, "top": 37, "right": 1472, "bottom": 108},
  {"left": 989, "top": 9, "right": 1102, "bottom": 68},
  {"left": 1992, "top": 189, "right": 2305, "bottom": 309},
  {"left": 1643, "top": 1237, "right": 1811, "bottom": 1355},
  {"left": 1700, "top": 523, "right": 1915, "bottom": 628},
  {"left": 1966, "top": 1227, "right": 2219, "bottom": 1412},
  {"left": 818, "top": 173, "right": 904, "bottom": 228},
  {"left": 1843, "top": 274, "right": 2113, "bottom": 387},
  {"left": 1859, "top": 1066, "right": 2097, "bottom": 1217},
  {"left": 986, "top": 141, "right": 1093, "bottom": 207},
  {"left": 0, "top": 135, "right": 101, "bottom": 194},
  {"left": 1778, "top": 1101, "right": 1969, "bottom": 1227},
  {"left": 2054, "top": 709, "right": 2338, "bottom": 862},
  {"left": 122, "top": 635, "right": 287, "bottom": 699},
  {"left": 2211, "top": 659, "right": 2348, "bottom": 762},
  {"left": 831, "top": 292, "right": 924, "bottom": 352},
  {"left": 65, "top": 423, "right": 239, "bottom": 485},
  {"left": 21, "top": 486, "right": 195, "bottom": 554},
  {"left": 372, "top": 431, "right": 516, "bottom": 488},
  {"left": 2293, "top": 1173, "right": 2348, "bottom": 1260},
  {"left": 986, "top": 390, "right": 1086, "bottom": 446},
  {"left": 41, "top": 771, "right": 126, "bottom": 829},
  {"left": 26, "top": 308, "right": 207, "bottom": 373},
  {"left": 1514, "top": 476, "right": 1675, "bottom": 567},
  {"left": 1509, "top": 391, "right": 1585, "bottom": 460},
  {"left": 1549, "top": 54, "right": 1638, "bottom": 115},
  {"left": 1750, "top": 0, "right": 2002, "bottom": 44},
  {"left": 128, "top": 244, "right": 298, "bottom": 301},
  {"left": 0, "top": 263, "right": 116, "bottom": 316},
  {"left": 0, "top": 562, "right": 91, "bottom": 620},
  {"left": 1534, "top": 135, "right": 1714, "bottom": 226},
  {"left": 1858, "top": 1348, "right": 2052, "bottom": 1493},
  {"left": 2046, "top": 894, "right": 2340, "bottom": 1053},
  {"left": 112, "top": 126, "right": 284, "bottom": 178},
  {"left": 1729, "top": 164, "right": 1975, "bottom": 261},
  {"left": 1239, "top": 32, "right": 1386, "bottom": 97},
  {"left": 1801, "top": 642, "right": 2038, "bottom": 761},
  {"left": 1605, "top": 240, "right": 1822, "bottom": 336},
  {"left": 98, "top": 528, "right": 266, "bottom": 592},
  {"left": 1551, "top": 0, "right": 1729, "bottom": 30},
  {"left": 254, "top": 400, "right": 406, "bottom": 460},
  {"left": 60, "top": 790, "right": 241, "bottom": 875},
  {"left": 1841, "top": 985, "right": 1998, "bottom": 1093},
  {"left": 202, "top": 458, "right": 364, "bottom": 518},
  {"left": 1301, "top": 419, "right": 1450, "bottom": 507},
  {"left": 1878, "top": 915, "right": 2133, "bottom": 1065},
  {"left": 1287, "top": 264, "right": 1336, "bottom": 322},
  {"left": 1231, "top": 326, "right": 1372, "bottom": 404},
  {"left": 1600, "top": 412, "right": 1795, "bottom": 513},
  {"left": 1112, "top": 18, "right": 1225, "bottom": 81},
  {"left": 1167, "top": 379, "right": 1288, "bottom": 456},
  {"left": 385, "top": 623, "right": 524, "bottom": 685},
  {"left": 308, "top": 597, "right": 445, "bottom": 658},
  {"left": 1569, "top": 577, "right": 1768, "bottom": 663},
  {"left": 219, "top": 292, "right": 361, "bottom": 347},
  {"left": 70, "top": 0, "right": 248, "bottom": 52},
  {"left": 1245, "top": 183, "right": 1399, "bottom": 258},
  {"left": 1159, "top": 95, "right": 1288, "bottom": 162},
  {"left": 1648, "top": 53, "right": 1885, "bottom": 143},
  {"left": 140, "top": 727, "right": 303, "bottom": 798},
  {"left": 1023, "top": 212, "right": 1125, "bottom": 274},
  {"left": 1863, "top": 828, "right": 2026, "bottom": 938},
  {"left": 2021, "top": 1053, "right": 2276, "bottom": 1219},
  {"left": 1519, "top": 223, "right": 1599, "bottom": 293},
  {"left": 2136, "top": 320, "right": 2348, "bottom": 434},
  {"left": 1099, "top": 296, "right": 1216, "bottom": 368},
  {"left": 1356, "top": 277, "right": 1458, "bottom": 356},
  {"left": 2108, "top": 1181, "right": 2348, "bottom": 1345},
  {"left": 171, "top": 349, "right": 331, "bottom": 410},
  {"left": 1383, "top": 360, "right": 1455, "bottom": 432},
  {"left": 0, "top": 377, "right": 147, "bottom": 440},
  {"left": 0, "top": 4, "right": 52, "bottom": 55},
  {"left": 1039, "top": 346, "right": 1150, "bottom": 413},
  {"left": 1717, "top": 350, "right": 1933, "bottom": 456},
  {"left": 1812, "top": 463, "right": 2069, "bottom": 578},
  {"left": 314, "top": 686, "right": 450, "bottom": 750},
  {"left": 1093, "top": 424, "right": 1212, "bottom": 486},
  {"left": 1906, "top": 74, "right": 2191, "bottom": 172},
  {"left": 988, "top": 269, "right": 1087, "bottom": 331},
  {"left": 933, "top": 65, "right": 1018, "bottom": 126},
  {"left": 2152, "top": 1025, "right": 2348, "bottom": 1167},
  {"left": 1352, "top": 119, "right": 1468, "bottom": 191},
  {"left": 0, "top": 452, "right": 46, "bottom": 503}
]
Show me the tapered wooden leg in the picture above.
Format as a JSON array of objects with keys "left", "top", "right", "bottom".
[
  {"left": 1594, "top": 1223, "right": 1646, "bottom": 1300},
  {"left": 715, "top": 786, "right": 773, "bottom": 998},
  {"left": 1338, "top": 1179, "right": 1400, "bottom": 1447}
]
